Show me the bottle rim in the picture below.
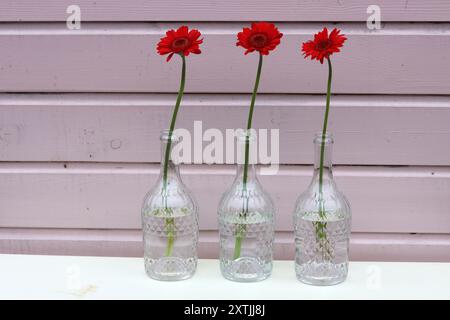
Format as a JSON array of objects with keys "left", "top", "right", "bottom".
[
  {"left": 314, "top": 132, "right": 334, "bottom": 145},
  {"left": 236, "top": 129, "right": 257, "bottom": 143},
  {"left": 160, "top": 129, "right": 180, "bottom": 142}
]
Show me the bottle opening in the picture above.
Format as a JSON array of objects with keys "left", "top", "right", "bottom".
[
  {"left": 314, "top": 132, "right": 334, "bottom": 145},
  {"left": 160, "top": 129, "right": 180, "bottom": 143},
  {"left": 236, "top": 129, "right": 257, "bottom": 144}
]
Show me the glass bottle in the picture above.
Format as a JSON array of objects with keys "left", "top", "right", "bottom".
[
  {"left": 141, "top": 130, "right": 198, "bottom": 281},
  {"left": 293, "top": 133, "right": 351, "bottom": 286},
  {"left": 218, "top": 131, "right": 275, "bottom": 282}
]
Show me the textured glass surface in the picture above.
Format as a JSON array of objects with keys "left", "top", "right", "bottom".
[
  {"left": 141, "top": 131, "right": 198, "bottom": 281},
  {"left": 218, "top": 133, "right": 275, "bottom": 282},
  {"left": 219, "top": 209, "right": 274, "bottom": 282},
  {"left": 293, "top": 133, "right": 352, "bottom": 286}
]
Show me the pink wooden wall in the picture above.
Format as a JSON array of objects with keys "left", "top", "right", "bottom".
[{"left": 0, "top": 1, "right": 449, "bottom": 261}]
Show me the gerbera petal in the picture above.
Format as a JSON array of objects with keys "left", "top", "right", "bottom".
[
  {"left": 244, "top": 48, "right": 255, "bottom": 55},
  {"left": 165, "top": 30, "right": 174, "bottom": 38},
  {"left": 194, "top": 38, "right": 203, "bottom": 45},
  {"left": 177, "top": 25, "right": 189, "bottom": 35},
  {"left": 166, "top": 52, "right": 175, "bottom": 62},
  {"left": 188, "top": 29, "right": 201, "bottom": 41},
  {"left": 157, "top": 46, "right": 172, "bottom": 54}
]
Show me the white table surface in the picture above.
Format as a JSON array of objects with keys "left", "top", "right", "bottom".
[{"left": 0, "top": 254, "right": 449, "bottom": 300}]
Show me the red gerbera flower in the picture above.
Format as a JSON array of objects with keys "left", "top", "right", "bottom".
[
  {"left": 302, "top": 27, "right": 346, "bottom": 64},
  {"left": 157, "top": 25, "right": 203, "bottom": 62},
  {"left": 236, "top": 22, "right": 283, "bottom": 55}
]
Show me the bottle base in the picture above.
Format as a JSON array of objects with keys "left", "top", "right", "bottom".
[
  {"left": 296, "top": 275, "right": 347, "bottom": 286},
  {"left": 145, "top": 256, "right": 196, "bottom": 281},
  {"left": 295, "top": 261, "right": 348, "bottom": 286},
  {"left": 220, "top": 257, "right": 272, "bottom": 282}
]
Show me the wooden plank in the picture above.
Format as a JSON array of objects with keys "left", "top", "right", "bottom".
[
  {"left": 1, "top": 23, "right": 450, "bottom": 94},
  {"left": 1, "top": 94, "right": 450, "bottom": 165},
  {"left": 350, "top": 233, "right": 450, "bottom": 262},
  {"left": 1, "top": 1, "right": 450, "bottom": 22},
  {"left": 0, "top": 163, "right": 449, "bottom": 233},
  {"left": 1, "top": 228, "right": 449, "bottom": 262}
]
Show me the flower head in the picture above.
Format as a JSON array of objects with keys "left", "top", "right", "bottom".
[
  {"left": 302, "top": 27, "right": 346, "bottom": 64},
  {"left": 236, "top": 22, "right": 283, "bottom": 55},
  {"left": 157, "top": 26, "right": 203, "bottom": 62}
]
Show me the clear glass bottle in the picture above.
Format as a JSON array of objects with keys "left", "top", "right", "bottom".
[
  {"left": 141, "top": 130, "right": 198, "bottom": 281},
  {"left": 218, "top": 131, "right": 275, "bottom": 282},
  {"left": 293, "top": 133, "right": 351, "bottom": 286}
]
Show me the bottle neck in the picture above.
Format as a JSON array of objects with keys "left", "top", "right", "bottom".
[
  {"left": 160, "top": 132, "right": 181, "bottom": 182},
  {"left": 236, "top": 130, "right": 258, "bottom": 187},
  {"left": 312, "top": 133, "right": 334, "bottom": 182},
  {"left": 236, "top": 163, "right": 257, "bottom": 183}
]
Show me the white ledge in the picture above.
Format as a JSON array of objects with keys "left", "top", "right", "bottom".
[{"left": 1, "top": 254, "right": 449, "bottom": 300}]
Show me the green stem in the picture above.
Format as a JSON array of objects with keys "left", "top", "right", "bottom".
[
  {"left": 164, "top": 218, "right": 175, "bottom": 256},
  {"left": 162, "top": 54, "right": 186, "bottom": 257},
  {"left": 242, "top": 53, "right": 263, "bottom": 186},
  {"left": 315, "top": 57, "right": 333, "bottom": 260},
  {"left": 233, "top": 226, "right": 245, "bottom": 259},
  {"left": 163, "top": 54, "right": 186, "bottom": 186},
  {"left": 233, "top": 53, "right": 263, "bottom": 260},
  {"left": 318, "top": 57, "right": 332, "bottom": 194}
]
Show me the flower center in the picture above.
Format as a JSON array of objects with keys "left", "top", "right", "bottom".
[
  {"left": 249, "top": 33, "right": 268, "bottom": 48},
  {"left": 172, "top": 37, "right": 189, "bottom": 50},
  {"left": 315, "top": 40, "right": 332, "bottom": 51}
]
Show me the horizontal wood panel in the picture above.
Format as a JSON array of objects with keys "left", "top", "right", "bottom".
[
  {"left": 0, "top": 163, "right": 449, "bottom": 233},
  {"left": 1, "top": 23, "right": 449, "bottom": 94},
  {"left": 1, "top": 228, "right": 449, "bottom": 262},
  {"left": 1, "top": 94, "right": 450, "bottom": 166},
  {"left": 1, "top": 1, "right": 450, "bottom": 22}
]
